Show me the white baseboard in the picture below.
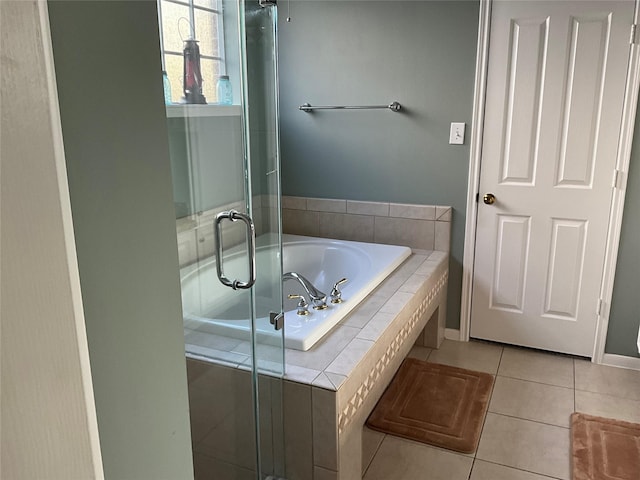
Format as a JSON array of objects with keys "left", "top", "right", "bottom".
[
  {"left": 600, "top": 353, "right": 640, "bottom": 371},
  {"left": 445, "top": 328, "right": 461, "bottom": 341}
]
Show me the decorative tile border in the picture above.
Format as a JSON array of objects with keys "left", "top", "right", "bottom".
[{"left": 337, "top": 269, "right": 448, "bottom": 434}]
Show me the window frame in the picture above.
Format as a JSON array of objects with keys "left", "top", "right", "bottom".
[{"left": 157, "top": 0, "right": 227, "bottom": 100}]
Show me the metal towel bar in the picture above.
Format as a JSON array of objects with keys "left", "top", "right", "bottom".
[{"left": 299, "top": 101, "right": 402, "bottom": 113}]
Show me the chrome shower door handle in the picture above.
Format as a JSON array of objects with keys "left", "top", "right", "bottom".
[{"left": 213, "top": 210, "right": 256, "bottom": 290}]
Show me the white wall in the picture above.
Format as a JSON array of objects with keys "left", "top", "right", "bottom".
[{"left": 0, "top": 1, "right": 103, "bottom": 478}]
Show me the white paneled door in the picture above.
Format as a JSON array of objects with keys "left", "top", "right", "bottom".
[{"left": 471, "top": 1, "right": 635, "bottom": 356}]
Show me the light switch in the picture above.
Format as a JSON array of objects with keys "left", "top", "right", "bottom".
[{"left": 449, "top": 122, "right": 465, "bottom": 145}]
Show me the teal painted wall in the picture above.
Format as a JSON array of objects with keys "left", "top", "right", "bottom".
[
  {"left": 48, "top": 1, "right": 194, "bottom": 478},
  {"left": 605, "top": 98, "right": 640, "bottom": 358},
  {"left": 278, "top": 0, "right": 479, "bottom": 329},
  {"left": 278, "top": 0, "right": 640, "bottom": 355}
]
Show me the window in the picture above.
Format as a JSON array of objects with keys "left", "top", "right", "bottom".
[{"left": 157, "top": 0, "right": 225, "bottom": 104}]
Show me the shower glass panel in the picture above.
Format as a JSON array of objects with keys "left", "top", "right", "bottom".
[{"left": 163, "top": 0, "right": 284, "bottom": 478}]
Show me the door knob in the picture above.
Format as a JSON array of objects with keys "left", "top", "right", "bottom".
[{"left": 483, "top": 193, "right": 496, "bottom": 205}]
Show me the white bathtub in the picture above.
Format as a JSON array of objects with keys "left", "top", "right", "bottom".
[{"left": 181, "top": 234, "right": 411, "bottom": 351}]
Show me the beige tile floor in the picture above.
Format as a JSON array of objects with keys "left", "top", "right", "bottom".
[{"left": 362, "top": 339, "right": 640, "bottom": 480}]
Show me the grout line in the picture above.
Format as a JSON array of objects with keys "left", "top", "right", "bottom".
[
  {"left": 496, "top": 345, "right": 505, "bottom": 375},
  {"left": 474, "top": 361, "right": 499, "bottom": 464},
  {"left": 488, "top": 411, "right": 570, "bottom": 430},
  {"left": 495, "top": 373, "right": 573, "bottom": 390},
  {"left": 468, "top": 457, "right": 476, "bottom": 480},
  {"left": 471, "top": 349, "right": 502, "bottom": 477},
  {"left": 391, "top": 435, "right": 475, "bottom": 460},
  {"left": 573, "top": 359, "right": 576, "bottom": 412},
  {"left": 573, "top": 387, "right": 640, "bottom": 402},
  {"left": 362, "top": 432, "right": 386, "bottom": 478}
]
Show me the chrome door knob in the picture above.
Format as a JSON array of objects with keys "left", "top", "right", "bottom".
[{"left": 483, "top": 193, "right": 496, "bottom": 205}]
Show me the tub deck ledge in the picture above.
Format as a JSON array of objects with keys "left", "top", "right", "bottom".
[{"left": 284, "top": 248, "right": 449, "bottom": 480}]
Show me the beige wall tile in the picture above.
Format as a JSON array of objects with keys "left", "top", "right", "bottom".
[
  {"left": 220, "top": 219, "right": 248, "bottom": 250},
  {"left": 357, "top": 312, "right": 396, "bottom": 342},
  {"left": 286, "top": 325, "right": 361, "bottom": 371},
  {"left": 195, "top": 369, "right": 256, "bottom": 470},
  {"left": 399, "top": 273, "right": 428, "bottom": 295},
  {"left": 282, "top": 195, "right": 307, "bottom": 210},
  {"left": 313, "top": 466, "right": 338, "bottom": 480},
  {"left": 185, "top": 344, "right": 249, "bottom": 367},
  {"left": 195, "top": 226, "right": 215, "bottom": 259},
  {"left": 436, "top": 206, "right": 452, "bottom": 221},
  {"left": 188, "top": 369, "right": 238, "bottom": 443},
  {"left": 325, "top": 372, "right": 347, "bottom": 390},
  {"left": 282, "top": 208, "right": 320, "bottom": 237},
  {"left": 341, "top": 295, "right": 387, "bottom": 329},
  {"left": 379, "top": 291, "right": 414, "bottom": 316},
  {"left": 312, "top": 387, "right": 339, "bottom": 471},
  {"left": 193, "top": 453, "right": 255, "bottom": 480},
  {"left": 177, "top": 229, "right": 197, "bottom": 266},
  {"left": 435, "top": 220, "right": 451, "bottom": 251},
  {"left": 282, "top": 364, "right": 322, "bottom": 385},
  {"left": 371, "top": 275, "right": 404, "bottom": 298},
  {"left": 374, "top": 216, "right": 435, "bottom": 250},
  {"left": 415, "top": 258, "right": 441, "bottom": 278},
  {"left": 389, "top": 203, "right": 436, "bottom": 220},
  {"left": 312, "top": 372, "right": 336, "bottom": 390},
  {"left": 325, "top": 338, "right": 375, "bottom": 377},
  {"left": 347, "top": 200, "right": 389, "bottom": 217},
  {"left": 397, "top": 253, "right": 430, "bottom": 274},
  {"left": 186, "top": 358, "right": 211, "bottom": 384},
  {"left": 196, "top": 412, "right": 257, "bottom": 471},
  {"left": 185, "top": 330, "right": 243, "bottom": 352},
  {"left": 283, "top": 381, "right": 314, "bottom": 480},
  {"left": 362, "top": 427, "right": 385, "bottom": 476},
  {"left": 338, "top": 423, "right": 362, "bottom": 480},
  {"left": 307, "top": 198, "right": 347, "bottom": 213},
  {"left": 319, "top": 212, "right": 375, "bottom": 242}
]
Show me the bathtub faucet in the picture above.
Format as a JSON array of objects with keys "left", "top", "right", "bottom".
[{"left": 283, "top": 272, "right": 328, "bottom": 310}]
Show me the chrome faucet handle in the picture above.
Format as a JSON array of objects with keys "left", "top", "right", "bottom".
[
  {"left": 288, "top": 294, "right": 310, "bottom": 316},
  {"left": 330, "top": 278, "right": 348, "bottom": 304},
  {"left": 312, "top": 297, "right": 328, "bottom": 310}
]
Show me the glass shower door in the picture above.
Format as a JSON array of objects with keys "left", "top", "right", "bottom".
[
  {"left": 165, "top": 0, "right": 285, "bottom": 478},
  {"left": 239, "top": 0, "right": 286, "bottom": 477}
]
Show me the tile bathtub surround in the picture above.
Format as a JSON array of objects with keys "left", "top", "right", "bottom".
[
  {"left": 183, "top": 248, "right": 448, "bottom": 382},
  {"left": 183, "top": 248, "right": 450, "bottom": 479},
  {"left": 282, "top": 196, "right": 452, "bottom": 252}
]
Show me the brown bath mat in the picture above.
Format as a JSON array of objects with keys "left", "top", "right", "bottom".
[
  {"left": 571, "top": 412, "right": 640, "bottom": 480},
  {"left": 366, "top": 359, "right": 494, "bottom": 453}
]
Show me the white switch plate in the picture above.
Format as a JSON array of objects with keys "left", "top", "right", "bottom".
[{"left": 449, "top": 122, "right": 465, "bottom": 145}]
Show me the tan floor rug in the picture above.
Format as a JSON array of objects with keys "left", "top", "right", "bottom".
[
  {"left": 366, "top": 359, "right": 494, "bottom": 453},
  {"left": 571, "top": 412, "right": 640, "bottom": 480}
]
